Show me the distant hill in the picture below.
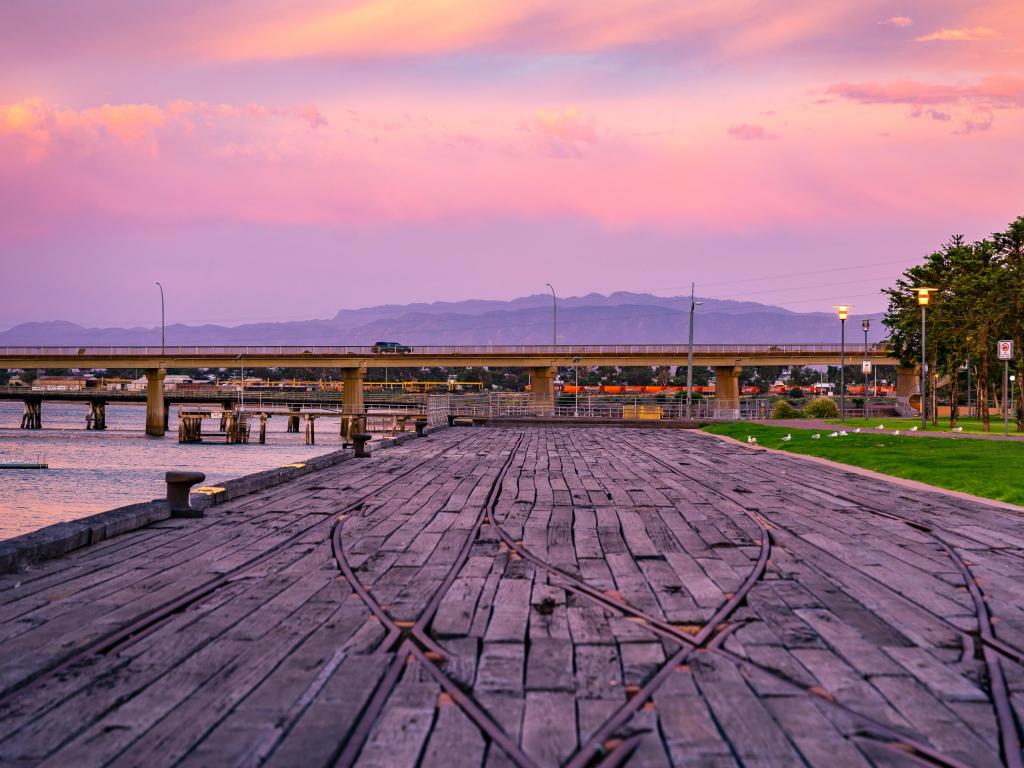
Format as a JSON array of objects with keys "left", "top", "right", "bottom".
[{"left": 0, "top": 292, "right": 886, "bottom": 346}]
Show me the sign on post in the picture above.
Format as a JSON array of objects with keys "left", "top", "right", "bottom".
[
  {"left": 998, "top": 340, "right": 1014, "bottom": 360},
  {"left": 861, "top": 361, "right": 872, "bottom": 374}
]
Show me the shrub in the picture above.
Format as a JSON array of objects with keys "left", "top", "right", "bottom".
[
  {"left": 789, "top": 387, "right": 804, "bottom": 398},
  {"left": 771, "top": 400, "right": 801, "bottom": 419},
  {"left": 803, "top": 397, "right": 840, "bottom": 419}
]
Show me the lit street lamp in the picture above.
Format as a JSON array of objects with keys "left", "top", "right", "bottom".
[
  {"left": 686, "top": 284, "right": 703, "bottom": 420},
  {"left": 545, "top": 283, "right": 557, "bottom": 348},
  {"left": 833, "top": 305, "right": 851, "bottom": 421},
  {"left": 862, "top": 319, "right": 870, "bottom": 416},
  {"left": 915, "top": 288, "right": 936, "bottom": 431}
]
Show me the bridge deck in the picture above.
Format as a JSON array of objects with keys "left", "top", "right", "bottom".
[{"left": 0, "top": 427, "right": 1020, "bottom": 767}]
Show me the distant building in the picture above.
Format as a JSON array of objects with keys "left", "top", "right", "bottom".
[{"left": 32, "top": 376, "right": 89, "bottom": 391}]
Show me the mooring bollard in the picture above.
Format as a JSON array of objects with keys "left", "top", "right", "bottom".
[
  {"left": 166, "top": 470, "right": 206, "bottom": 518},
  {"left": 414, "top": 419, "right": 428, "bottom": 437},
  {"left": 352, "top": 433, "right": 372, "bottom": 458}
]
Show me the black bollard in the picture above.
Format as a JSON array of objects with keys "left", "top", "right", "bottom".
[
  {"left": 414, "top": 419, "right": 428, "bottom": 437},
  {"left": 166, "top": 470, "right": 207, "bottom": 518},
  {"left": 352, "top": 433, "right": 372, "bottom": 458}
]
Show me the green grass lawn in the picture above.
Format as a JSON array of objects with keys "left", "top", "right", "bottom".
[
  {"left": 704, "top": 422, "right": 1024, "bottom": 507},
  {"left": 819, "top": 416, "right": 1016, "bottom": 435}
]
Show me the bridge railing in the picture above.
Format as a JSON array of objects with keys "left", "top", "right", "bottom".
[{"left": 0, "top": 343, "right": 893, "bottom": 357}]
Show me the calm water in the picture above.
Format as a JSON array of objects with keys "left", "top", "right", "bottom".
[{"left": 0, "top": 401, "right": 347, "bottom": 540}]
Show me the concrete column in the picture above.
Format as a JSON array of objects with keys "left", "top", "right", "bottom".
[
  {"left": 145, "top": 369, "right": 166, "bottom": 436},
  {"left": 713, "top": 366, "right": 743, "bottom": 419},
  {"left": 529, "top": 366, "right": 557, "bottom": 415},
  {"left": 21, "top": 398, "right": 42, "bottom": 429},
  {"left": 342, "top": 366, "right": 366, "bottom": 415},
  {"left": 287, "top": 404, "right": 300, "bottom": 433},
  {"left": 895, "top": 366, "right": 921, "bottom": 414}
]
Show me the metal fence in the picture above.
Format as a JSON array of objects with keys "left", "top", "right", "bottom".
[{"left": 447, "top": 392, "right": 773, "bottom": 421}]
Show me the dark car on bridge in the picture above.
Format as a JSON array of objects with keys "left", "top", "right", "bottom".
[{"left": 371, "top": 341, "right": 413, "bottom": 354}]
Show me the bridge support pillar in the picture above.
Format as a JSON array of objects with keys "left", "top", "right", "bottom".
[
  {"left": 342, "top": 366, "right": 366, "bottom": 416},
  {"left": 895, "top": 366, "right": 920, "bottom": 415},
  {"left": 529, "top": 366, "right": 557, "bottom": 415},
  {"left": 713, "top": 366, "right": 743, "bottom": 420},
  {"left": 86, "top": 401, "right": 107, "bottom": 430},
  {"left": 145, "top": 369, "right": 166, "bottom": 437},
  {"left": 287, "top": 404, "right": 300, "bottom": 433},
  {"left": 21, "top": 398, "right": 42, "bottom": 429}
]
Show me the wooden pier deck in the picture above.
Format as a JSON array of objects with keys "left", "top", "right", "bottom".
[{"left": 0, "top": 426, "right": 1021, "bottom": 767}]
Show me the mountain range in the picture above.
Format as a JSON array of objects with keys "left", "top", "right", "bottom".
[{"left": 0, "top": 292, "right": 887, "bottom": 346}]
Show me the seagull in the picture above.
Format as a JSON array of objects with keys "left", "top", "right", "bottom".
[
  {"left": 853, "top": 428, "right": 862, "bottom": 433},
  {"left": 909, "top": 426, "right": 918, "bottom": 432},
  {"left": 828, "top": 431, "right": 839, "bottom": 438},
  {"left": 839, "top": 430, "right": 848, "bottom": 437},
  {"left": 747, "top": 436, "right": 758, "bottom": 444},
  {"left": 892, "top": 430, "right": 901, "bottom": 435},
  {"left": 811, "top": 433, "right": 821, "bottom": 439},
  {"left": 875, "top": 424, "right": 885, "bottom": 430},
  {"left": 781, "top": 434, "right": 792, "bottom": 442},
  {"left": 952, "top": 426, "right": 964, "bottom": 433}
]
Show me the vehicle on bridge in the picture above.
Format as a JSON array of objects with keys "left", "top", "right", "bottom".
[{"left": 371, "top": 341, "right": 413, "bottom": 354}]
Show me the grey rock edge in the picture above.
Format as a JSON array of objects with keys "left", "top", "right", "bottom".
[{"left": 0, "top": 426, "right": 447, "bottom": 575}]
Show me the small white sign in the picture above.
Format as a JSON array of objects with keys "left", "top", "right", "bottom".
[
  {"left": 861, "top": 361, "right": 872, "bottom": 374},
  {"left": 998, "top": 340, "right": 1014, "bottom": 360}
]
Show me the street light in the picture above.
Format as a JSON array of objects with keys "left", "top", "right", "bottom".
[
  {"left": 573, "top": 356, "right": 580, "bottom": 417},
  {"left": 155, "top": 282, "right": 165, "bottom": 357},
  {"left": 545, "top": 283, "right": 557, "bottom": 348},
  {"left": 915, "top": 288, "right": 937, "bottom": 431},
  {"left": 862, "top": 319, "right": 870, "bottom": 416},
  {"left": 686, "top": 284, "right": 703, "bottom": 420},
  {"left": 236, "top": 353, "right": 245, "bottom": 411},
  {"left": 833, "top": 305, "right": 851, "bottom": 421}
]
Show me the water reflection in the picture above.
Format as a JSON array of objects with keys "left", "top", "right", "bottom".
[{"left": 0, "top": 401, "right": 345, "bottom": 540}]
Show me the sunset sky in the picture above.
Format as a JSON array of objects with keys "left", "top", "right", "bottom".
[{"left": 2, "top": 0, "right": 1022, "bottom": 329}]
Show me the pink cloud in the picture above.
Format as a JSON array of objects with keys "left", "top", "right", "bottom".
[
  {"left": 727, "top": 123, "right": 779, "bottom": 141},
  {"left": 826, "top": 76, "right": 1024, "bottom": 108},
  {"left": 880, "top": 16, "right": 913, "bottom": 28},
  {"left": 915, "top": 26, "right": 1001, "bottom": 42},
  {"left": 1, "top": 95, "right": 1021, "bottom": 245},
  {"left": 532, "top": 108, "right": 597, "bottom": 157}
]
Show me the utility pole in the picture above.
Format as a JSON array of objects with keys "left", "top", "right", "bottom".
[
  {"left": 545, "top": 283, "right": 557, "bottom": 348},
  {"left": 155, "top": 282, "right": 165, "bottom": 357}
]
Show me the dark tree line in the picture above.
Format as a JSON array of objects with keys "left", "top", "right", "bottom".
[{"left": 883, "top": 215, "right": 1024, "bottom": 431}]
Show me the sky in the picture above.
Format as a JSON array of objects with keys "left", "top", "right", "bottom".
[{"left": 1, "top": 0, "right": 1022, "bottom": 330}]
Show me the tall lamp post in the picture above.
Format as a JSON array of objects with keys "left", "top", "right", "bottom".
[
  {"left": 915, "top": 288, "right": 936, "bottom": 431},
  {"left": 833, "top": 305, "right": 850, "bottom": 421},
  {"left": 545, "top": 283, "right": 557, "bottom": 348},
  {"left": 573, "top": 356, "right": 580, "bottom": 417},
  {"left": 862, "top": 319, "right": 870, "bottom": 416},
  {"left": 155, "top": 282, "right": 165, "bottom": 357},
  {"left": 686, "top": 284, "right": 703, "bottom": 420}
]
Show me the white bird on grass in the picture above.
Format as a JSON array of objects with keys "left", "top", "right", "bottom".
[
  {"left": 909, "top": 425, "right": 918, "bottom": 432},
  {"left": 853, "top": 428, "right": 862, "bottom": 433},
  {"left": 892, "top": 429, "right": 901, "bottom": 435},
  {"left": 828, "top": 431, "right": 839, "bottom": 438},
  {"left": 811, "top": 433, "right": 821, "bottom": 439},
  {"left": 875, "top": 424, "right": 885, "bottom": 430},
  {"left": 747, "top": 436, "right": 758, "bottom": 444},
  {"left": 839, "top": 430, "right": 848, "bottom": 437},
  {"left": 781, "top": 434, "right": 792, "bottom": 442},
  {"left": 952, "top": 426, "right": 964, "bottom": 433}
]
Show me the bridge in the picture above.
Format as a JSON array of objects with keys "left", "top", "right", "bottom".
[{"left": 0, "top": 344, "right": 904, "bottom": 435}]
